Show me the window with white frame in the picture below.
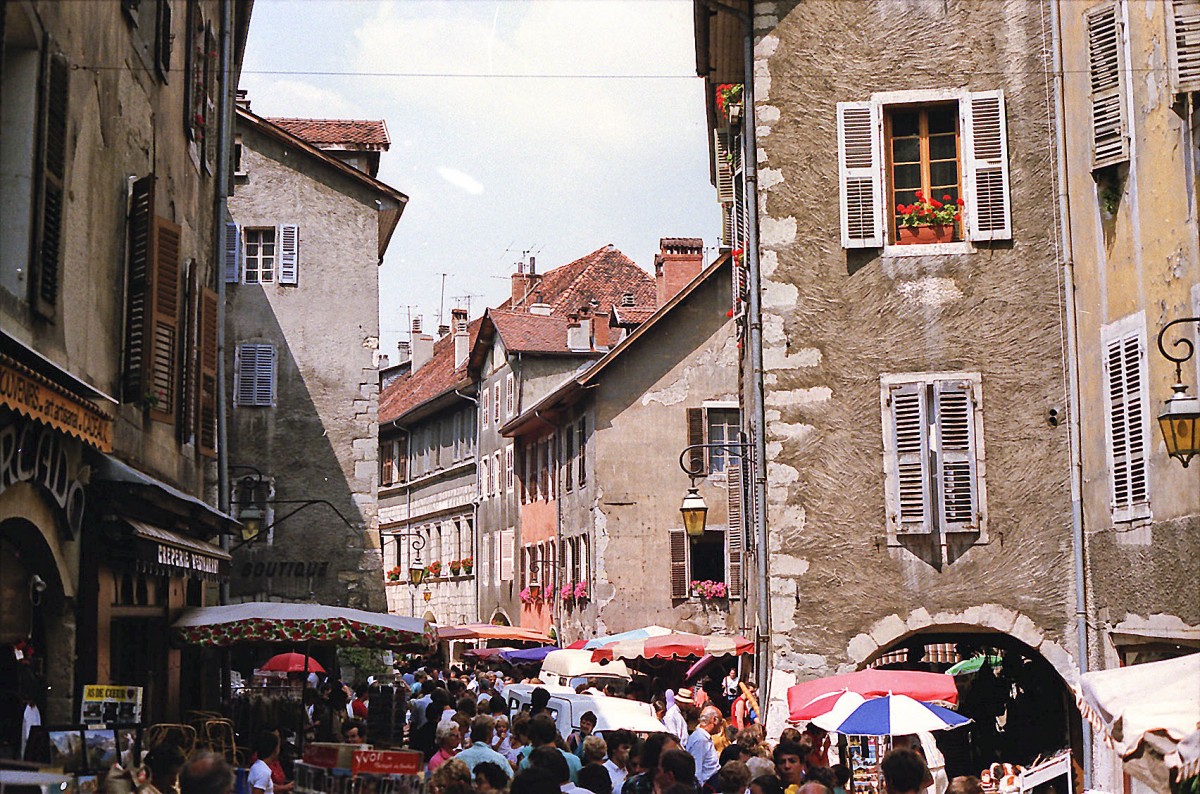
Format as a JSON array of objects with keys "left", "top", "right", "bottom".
[
  {"left": 481, "top": 456, "right": 490, "bottom": 498},
  {"left": 837, "top": 90, "right": 1011, "bottom": 249},
  {"left": 234, "top": 344, "right": 276, "bottom": 407},
  {"left": 242, "top": 228, "right": 276, "bottom": 284},
  {"left": 505, "top": 445, "right": 514, "bottom": 492},
  {"left": 686, "top": 406, "right": 741, "bottom": 475},
  {"left": 880, "top": 373, "right": 988, "bottom": 540},
  {"left": 494, "top": 382, "right": 502, "bottom": 425},
  {"left": 493, "top": 451, "right": 502, "bottom": 496},
  {"left": 1101, "top": 314, "right": 1151, "bottom": 523}
]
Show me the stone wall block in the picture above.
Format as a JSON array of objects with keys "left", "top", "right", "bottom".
[
  {"left": 847, "top": 632, "right": 878, "bottom": 664},
  {"left": 868, "top": 613, "right": 909, "bottom": 648}
]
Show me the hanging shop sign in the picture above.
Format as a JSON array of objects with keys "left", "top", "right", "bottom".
[
  {"left": 126, "top": 519, "right": 231, "bottom": 580},
  {"left": 0, "top": 414, "right": 88, "bottom": 540},
  {"left": 80, "top": 685, "right": 143, "bottom": 724},
  {"left": 0, "top": 355, "right": 112, "bottom": 452}
]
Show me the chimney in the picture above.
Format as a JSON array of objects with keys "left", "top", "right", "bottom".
[
  {"left": 511, "top": 261, "right": 543, "bottom": 308},
  {"left": 378, "top": 354, "right": 391, "bottom": 369},
  {"left": 592, "top": 312, "right": 611, "bottom": 349},
  {"left": 451, "top": 308, "right": 470, "bottom": 368},
  {"left": 529, "top": 303, "right": 552, "bottom": 316},
  {"left": 655, "top": 237, "right": 704, "bottom": 305},
  {"left": 395, "top": 340, "right": 410, "bottom": 365},
  {"left": 566, "top": 315, "right": 590, "bottom": 351},
  {"left": 410, "top": 318, "right": 435, "bottom": 372},
  {"left": 235, "top": 89, "right": 251, "bottom": 110},
  {"left": 438, "top": 323, "right": 450, "bottom": 338}
]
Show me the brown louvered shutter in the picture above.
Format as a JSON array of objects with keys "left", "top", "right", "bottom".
[
  {"left": 726, "top": 457, "right": 745, "bottom": 600},
  {"left": 32, "top": 50, "right": 70, "bottom": 320},
  {"left": 669, "top": 527, "right": 689, "bottom": 599},
  {"left": 123, "top": 176, "right": 156, "bottom": 402},
  {"left": 380, "top": 440, "right": 395, "bottom": 486},
  {"left": 1170, "top": 0, "right": 1200, "bottom": 94},
  {"left": 176, "top": 266, "right": 196, "bottom": 442},
  {"left": 1087, "top": 3, "right": 1130, "bottom": 170},
  {"left": 149, "top": 216, "right": 182, "bottom": 423},
  {"left": 196, "top": 286, "right": 218, "bottom": 457},
  {"left": 687, "top": 407, "right": 706, "bottom": 474},
  {"left": 934, "top": 381, "right": 979, "bottom": 533},
  {"left": 396, "top": 436, "right": 408, "bottom": 483},
  {"left": 889, "top": 383, "right": 932, "bottom": 534}
]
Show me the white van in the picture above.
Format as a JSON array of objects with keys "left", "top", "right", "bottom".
[
  {"left": 538, "top": 649, "right": 632, "bottom": 690},
  {"left": 505, "top": 685, "right": 664, "bottom": 738}
]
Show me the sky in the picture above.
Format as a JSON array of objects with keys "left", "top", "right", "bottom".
[{"left": 239, "top": 0, "right": 723, "bottom": 358}]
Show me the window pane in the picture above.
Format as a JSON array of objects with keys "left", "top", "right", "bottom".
[
  {"left": 927, "top": 106, "right": 957, "bottom": 134},
  {"left": 891, "top": 137, "right": 920, "bottom": 164},
  {"left": 929, "top": 134, "right": 957, "bottom": 161},
  {"left": 893, "top": 164, "right": 921, "bottom": 189},
  {"left": 895, "top": 189, "right": 919, "bottom": 207},
  {"left": 929, "top": 161, "right": 959, "bottom": 188},
  {"left": 891, "top": 110, "right": 920, "bottom": 137}
]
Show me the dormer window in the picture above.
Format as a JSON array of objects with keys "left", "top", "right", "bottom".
[{"left": 621, "top": 293, "right": 635, "bottom": 307}]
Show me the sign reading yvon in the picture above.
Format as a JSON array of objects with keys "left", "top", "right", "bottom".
[{"left": 0, "top": 356, "right": 112, "bottom": 451}]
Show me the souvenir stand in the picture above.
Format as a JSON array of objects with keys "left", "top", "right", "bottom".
[{"left": 172, "top": 603, "right": 435, "bottom": 794}]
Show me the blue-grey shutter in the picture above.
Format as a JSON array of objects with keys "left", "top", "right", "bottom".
[
  {"left": 934, "top": 381, "right": 979, "bottom": 533},
  {"left": 224, "top": 221, "right": 241, "bottom": 283},
  {"left": 889, "top": 383, "right": 932, "bottom": 534}
]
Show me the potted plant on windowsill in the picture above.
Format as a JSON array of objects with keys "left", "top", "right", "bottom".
[
  {"left": 560, "top": 583, "right": 575, "bottom": 606},
  {"left": 426, "top": 560, "right": 442, "bottom": 580},
  {"left": 449, "top": 559, "right": 462, "bottom": 576},
  {"left": 461, "top": 556, "right": 473, "bottom": 575},
  {"left": 690, "top": 580, "right": 728, "bottom": 601},
  {"left": 896, "top": 191, "right": 964, "bottom": 245}
]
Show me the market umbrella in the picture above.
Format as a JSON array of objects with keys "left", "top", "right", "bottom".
[
  {"left": 811, "top": 693, "right": 970, "bottom": 735},
  {"left": 1077, "top": 652, "right": 1200, "bottom": 790},
  {"left": 589, "top": 632, "right": 754, "bottom": 662},
  {"left": 787, "top": 669, "right": 957, "bottom": 722},
  {"left": 464, "top": 647, "right": 514, "bottom": 660},
  {"left": 437, "top": 623, "right": 553, "bottom": 643},
  {"left": 260, "top": 652, "right": 326, "bottom": 673},
  {"left": 573, "top": 625, "right": 675, "bottom": 651},
  {"left": 945, "top": 655, "right": 1003, "bottom": 676},
  {"left": 500, "top": 646, "right": 560, "bottom": 665},
  {"left": 171, "top": 602, "right": 435, "bottom": 651}
]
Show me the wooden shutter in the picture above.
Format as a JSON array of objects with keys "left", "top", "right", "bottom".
[
  {"left": 837, "top": 101, "right": 884, "bottom": 248},
  {"left": 224, "top": 221, "right": 241, "bottom": 283},
  {"left": 687, "top": 407, "right": 707, "bottom": 474},
  {"left": 889, "top": 383, "right": 932, "bottom": 534},
  {"left": 715, "top": 129, "right": 735, "bottom": 203},
  {"left": 32, "top": 50, "right": 70, "bottom": 320},
  {"left": 1170, "top": 0, "right": 1200, "bottom": 94},
  {"left": 278, "top": 223, "right": 299, "bottom": 284},
  {"left": 1104, "top": 331, "right": 1148, "bottom": 516},
  {"left": 123, "top": 176, "right": 155, "bottom": 401},
  {"left": 149, "top": 216, "right": 182, "bottom": 423},
  {"left": 564, "top": 424, "right": 575, "bottom": 491},
  {"left": 1087, "top": 3, "right": 1130, "bottom": 169},
  {"left": 962, "top": 91, "right": 1012, "bottom": 241},
  {"left": 934, "top": 381, "right": 978, "bottom": 532},
  {"left": 577, "top": 417, "right": 587, "bottom": 486},
  {"left": 196, "top": 286, "right": 218, "bottom": 457},
  {"left": 396, "top": 436, "right": 408, "bottom": 482},
  {"left": 669, "top": 527, "right": 689, "bottom": 599},
  {"left": 721, "top": 204, "right": 735, "bottom": 249},
  {"left": 726, "top": 457, "right": 745, "bottom": 599},
  {"left": 500, "top": 529, "right": 514, "bottom": 581},
  {"left": 381, "top": 440, "right": 395, "bottom": 486},
  {"left": 154, "top": 0, "right": 172, "bottom": 81}
]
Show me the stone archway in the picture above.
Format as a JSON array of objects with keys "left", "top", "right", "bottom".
[{"left": 489, "top": 609, "right": 512, "bottom": 626}]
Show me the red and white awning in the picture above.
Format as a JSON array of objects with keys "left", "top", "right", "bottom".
[{"left": 589, "top": 631, "right": 754, "bottom": 662}]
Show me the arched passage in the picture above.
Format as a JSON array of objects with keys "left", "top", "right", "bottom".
[
  {"left": 862, "top": 627, "right": 1083, "bottom": 779},
  {"left": 489, "top": 609, "right": 512, "bottom": 626}
]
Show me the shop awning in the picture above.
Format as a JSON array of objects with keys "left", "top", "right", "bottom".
[
  {"left": 172, "top": 602, "right": 436, "bottom": 651},
  {"left": 0, "top": 351, "right": 113, "bottom": 451},
  {"left": 91, "top": 454, "right": 239, "bottom": 534},
  {"left": 127, "top": 518, "right": 231, "bottom": 580},
  {"left": 437, "top": 623, "right": 553, "bottom": 643}
]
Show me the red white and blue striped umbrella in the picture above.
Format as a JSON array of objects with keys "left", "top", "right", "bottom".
[
  {"left": 590, "top": 632, "right": 754, "bottom": 662},
  {"left": 810, "top": 693, "right": 971, "bottom": 736}
]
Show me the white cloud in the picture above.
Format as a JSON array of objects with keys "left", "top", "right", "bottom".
[{"left": 437, "top": 167, "right": 485, "bottom": 195}]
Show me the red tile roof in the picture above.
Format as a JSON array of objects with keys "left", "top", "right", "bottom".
[
  {"left": 488, "top": 311, "right": 573, "bottom": 354},
  {"left": 501, "top": 245, "right": 655, "bottom": 316},
  {"left": 612, "top": 306, "right": 657, "bottom": 326},
  {"left": 266, "top": 118, "right": 391, "bottom": 150},
  {"left": 379, "top": 318, "right": 482, "bottom": 424}
]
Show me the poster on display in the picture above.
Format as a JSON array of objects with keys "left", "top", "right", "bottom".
[{"left": 80, "top": 685, "right": 142, "bottom": 725}]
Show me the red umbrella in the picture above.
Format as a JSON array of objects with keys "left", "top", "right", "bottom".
[
  {"left": 787, "top": 669, "right": 957, "bottom": 722},
  {"left": 590, "top": 632, "right": 754, "bottom": 662},
  {"left": 565, "top": 639, "right": 588, "bottom": 650},
  {"left": 260, "top": 652, "right": 325, "bottom": 673}
]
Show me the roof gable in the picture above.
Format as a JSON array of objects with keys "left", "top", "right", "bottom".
[{"left": 379, "top": 318, "right": 483, "bottom": 424}]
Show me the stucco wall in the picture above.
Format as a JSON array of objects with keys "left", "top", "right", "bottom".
[
  {"left": 750, "top": 0, "right": 1076, "bottom": 695},
  {"left": 226, "top": 122, "right": 383, "bottom": 610}
]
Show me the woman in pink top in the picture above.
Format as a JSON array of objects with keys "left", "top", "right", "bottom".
[{"left": 428, "top": 721, "right": 462, "bottom": 773}]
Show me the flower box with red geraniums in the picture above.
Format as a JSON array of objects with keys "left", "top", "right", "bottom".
[
  {"left": 461, "top": 556, "right": 473, "bottom": 574},
  {"left": 386, "top": 566, "right": 402, "bottom": 582},
  {"left": 896, "top": 191, "right": 965, "bottom": 245},
  {"left": 426, "top": 561, "right": 442, "bottom": 579},
  {"left": 449, "top": 559, "right": 462, "bottom": 576},
  {"left": 690, "top": 580, "right": 728, "bottom": 601}
]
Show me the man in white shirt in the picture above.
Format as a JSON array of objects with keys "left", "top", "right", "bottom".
[
  {"left": 685, "top": 706, "right": 722, "bottom": 785},
  {"left": 601, "top": 730, "right": 634, "bottom": 791},
  {"left": 663, "top": 689, "right": 692, "bottom": 744},
  {"left": 248, "top": 733, "right": 283, "bottom": 794}
]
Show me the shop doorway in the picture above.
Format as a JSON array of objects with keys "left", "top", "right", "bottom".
[{"left": 865, "top": 631, "right": 1083, "bottom": 780}]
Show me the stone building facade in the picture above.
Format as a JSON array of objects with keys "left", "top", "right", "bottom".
[
  {"left": 697, "top": 0, "right": 1084, "bottom": 766},
  {"left": 0, "top": 0, "right": 249, "bottom": 733},
  {"left": 225, "top": 107, "right": 406, "bottom": 610},
  {"left": 1056, "top": 1, "right": 1200, "bottom": 788}
]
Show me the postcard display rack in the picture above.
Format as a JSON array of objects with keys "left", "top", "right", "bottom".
[
  {"left": 847, "top": 736, "right": 884, "bottom": 794},
  {"left": 38, "top": 686, "right": 145, "bottom": 793},
  {"left": 293, "top": 745, "right": 423, "bottom": 794}
]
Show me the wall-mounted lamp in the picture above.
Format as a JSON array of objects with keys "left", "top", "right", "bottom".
[
  {"left": 231, "top": 470, "right": 358, "bottom": 550},
  {"left": 676, "top": 439, "right": 751, "bottom": 535},
  {"left": 386, "top": 532, "right": 430, "bottom": 585},
  {"left": 1155, "top": 318, "right": 1200, "bottom": 467}
]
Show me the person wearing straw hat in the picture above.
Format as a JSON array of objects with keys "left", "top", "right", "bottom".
[{"left": 665, "top": 689, "right": 692, "bottom": 744}]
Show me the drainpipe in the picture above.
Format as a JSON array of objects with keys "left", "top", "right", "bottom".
[
  {"left": 215, "top": 0, "right": 234, "bottom": 604},
  {"left": 739, "top": 1, "right": 773, "bottom": 718},
  {"left": 1050, "top": 0, "right": 1092, "bottom": 785}
]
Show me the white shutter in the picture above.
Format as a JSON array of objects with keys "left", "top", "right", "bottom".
[
  {"left": 962, "top": 91, "right": 1012, "bottom": 241},
  {"left": 837, "top": 101, "right": 884, "bottom": 248},
  {"left": 255, "top": 344, "right": 276, "bottom": 406},
  {"left": 715, "top": 129, "right": 735, "bottom": 203},
  {"left": 278, "top": 223, "right": 299, "bottom": 284},
  {"left": 1104, "top": 330, "right": 1149, "bottom": 518},
  {"left": 726, "top": 457, "right": 745, "bottom": 600},
  {"left": 721, "top": 204, "right": 735, "bottom": 249},
  {"left": 934, "top": 381, "right": 979, "bottom": 533},
  {"left": 1169, "top": 0, "right": 1200, "bottom": 94},
  {"left": 224, "top": 221, "right": 241, "bottom": 283},
  {"left": 889, "top": 383, "right": 932, "bottom": 534},
  {"left": 1087, "top": 3, "right": 1130, "bottom": 169},
  {"left": 500, "top": 529, "right": 514, "bottom": 581}
]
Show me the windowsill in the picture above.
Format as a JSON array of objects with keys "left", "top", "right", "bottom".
[
  {"left": 883, "top": 241, "right": 973, "bottom": 258},
  {"left": 384, "top": 459, "right": 475, "bottom": 491}
]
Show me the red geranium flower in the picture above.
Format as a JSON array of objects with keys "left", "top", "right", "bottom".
[
  {"left": 943, "top": 194, "right": 952, "bottom": 202},
  {"left": 914, "top": 190, "right": 924, "bottom": 200},
  {"left": 954, "top": 212, "right": 962, "bottom": 221},
  {"left": 931, "top": 199, "right": 943, "bottom": 208},
  {"left": 956, "top": 198, "right": 965, "bottom": 207}
]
